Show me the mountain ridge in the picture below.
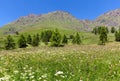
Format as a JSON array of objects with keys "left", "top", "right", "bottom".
[{"left": 1, "top": 9, "right": 120, "bottom": 35}]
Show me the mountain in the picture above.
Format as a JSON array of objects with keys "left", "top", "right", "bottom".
[
  {"left": 1, "top": 9, "right": 120, "bottom": 35},
  {"left": 95, "top": 9, "right": 120, "bottom": 29},
  {"left": 0, "top": 11, "right": 93, "bottom": 35}
]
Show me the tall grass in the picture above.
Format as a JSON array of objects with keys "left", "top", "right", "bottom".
[{"left": 0, "top": 43, "right": 120, "bottom": 81}]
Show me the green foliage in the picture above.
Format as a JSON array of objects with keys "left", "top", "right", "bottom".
[
  {"left": 62, "top": 34, "right": 68, "bottom": 44},
  {"left": 32, "top": 34, "right": 39, "bottom": 47},
  {"left": 50, "top": 29, "right": 62, "bottom": 47},
  {"left": 99, "top": 26, "right": 108, "bottom": 45},
  {"left": 115, "top": 30, "right": 120, "bottom": 41},
  {"left": 111, "top": 27, "right": 116, "bottom": 33},
  {"left": 72, "top": 33, "right": 81, "bottom": 44},
  {"left": 27, "top": 34, "right": 32, "bottom": 44},
  {"left": 18, "top": 35, "right": 27, "bottom": 48},
  {"left": 92, "top": 27, "right": 98, "bottom": 35},
  {"left": 41, "top": 30, "right": 53, "bottom": 45},
  {"left": 5, "top": 35, "right": 16, "bottom": 50}
]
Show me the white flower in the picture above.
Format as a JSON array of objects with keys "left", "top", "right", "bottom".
[
  {"left": 55, "top": 71, "right": 63, "bottom": 76},
  {"left": 41, "top": 74, "right": 47, "bottom": 78},
  {"left": 14, "top": 70, "right": 19, "bottom": 74}
]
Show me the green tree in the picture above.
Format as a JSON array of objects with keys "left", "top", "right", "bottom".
[
  {"left": 32, "top": 34, "right": 39, "bottom": 47},
  {"left": 5, "top": 35, "right": 16, "bottom": 50},
  {"left": 99, "top": 27, "right": 108, "bottom": 45},
  {"left": 111, "top": 27, "right": 116, "bottom": 33},
  {"left": 50, "top": 29, "right": 62, "bottom": 47},
  {"left": 62, "top": 34, "right": 68, "bottom": 44},
  {"left": 105, "top": 27, "right": 109, "bottom": 33},
  {"left": 18, "top": 35, "right": 27, "bottom": 48},
  {"left": 75, "top": 33, "right": 81, "bottom": 44},
  {"left": 27, "top": 34, "right": 32, "bottom": 44},
  {"left": 41, "top": 30, "right": 53, "bottom": 45},
  {"left": 92, "top": 27, "right": 98, "bottom": 35},
  {"left": 115, "top": 30, "right": 120, "bottom": 41},
  {"left": 72, "top": 33, "right": 81, "bottom": 44}
]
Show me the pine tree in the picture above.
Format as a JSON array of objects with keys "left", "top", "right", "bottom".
[
  {"left": 50, "top": 29, "right": 62, "bottom": 47},
  {"left": 72, "top": 35, "right": 76, "bottom": 44},
  {"left": 99, "top": 27, "right": 108, "bottom": 45},
  {"left": 75, "top": 33, "right": 81, "bottom": 44},
  {"left": 36, "top": 33, "right": 40, "bottom": 42},
  {"left": 92, "top": 27, "right": 98, "bottom": 35},
  {"left": 111, "top": 27, "right": 115, "bottom": 33},
  {"left": 5, "top": 35, "right": 16, "bottom": 50},
  {"left": 41, "top": 30, "right": 53, "bottom": 45},
  {"left": 105, "top": 27, "right": 109, "bottom": 33},
  {"left": 115, "top": 30, "right": 120, "bottom": 41},
  {"left": 32, "top": 34, "right": 39, "bottom": 47},
  {"left": 72, "top": 33, "right": 81, "bottom": 44},
  {"left": 62, "top": 34, "right": 68, "bottom": 44},
  {"left": 27, "top": 34, "right": 32, "bottom": 44},
  {"left": 18, "top": 35, "right": 27, "bottom": 48}
]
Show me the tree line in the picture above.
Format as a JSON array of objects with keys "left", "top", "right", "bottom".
[
  {"left": 5, "top": 29, "right": 81, "bottom": 50},
  {"left": 92, "top": 26, "right": 120, "bottom": 45}
]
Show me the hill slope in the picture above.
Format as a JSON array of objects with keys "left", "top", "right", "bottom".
[
  {"left": 1, "top": 9, "right": 120, "bottom": 35},
  {"left": 95, "top": 9, "right": 120, "bottom": 29},
  {"left": 0, "top": 11, "right": 92, "bottom": 35}
]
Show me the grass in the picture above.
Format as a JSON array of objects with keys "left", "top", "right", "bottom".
[
  {"left": 0, "top": 42, "right": 120, "bottom": 81},
  {"left": 0, "top": 31, "right": 118, "bottom": 81}
]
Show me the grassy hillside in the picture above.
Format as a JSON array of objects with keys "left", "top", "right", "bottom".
[{"left": 0, "top": 43, "right": 120, "bottom": 81}]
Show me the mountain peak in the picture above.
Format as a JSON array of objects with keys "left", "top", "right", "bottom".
[{"left": 104, "top": 9, "right": 120, "bottom": 16}]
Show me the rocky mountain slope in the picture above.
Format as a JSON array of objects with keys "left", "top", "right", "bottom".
[
  {"left": 95, "top": 9, "right": 120, "bottom": 29},
  {"left": 1, "top": 9, "right": 120, "bottom": 34},
  {"left": 0, "top": 11, "right": 93, "bottom": 35}
]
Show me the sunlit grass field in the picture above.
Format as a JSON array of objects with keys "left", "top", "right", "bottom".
[{"left": 0, "top": 42, "right": 120, "bottom": 81}]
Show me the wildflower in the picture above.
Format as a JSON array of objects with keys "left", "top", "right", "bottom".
[
  {"left": 55, "top": 71, "right": 63, "bottom": 76},
  {"left": 41, "top": 74, "right": 47, "bottom": 78},
  {"left": 14, "top": 70, "right": 19, "bottom": 74}
]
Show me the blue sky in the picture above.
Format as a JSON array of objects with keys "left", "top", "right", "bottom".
[{"left": 0, "top": 0, "right": 120, "bottom": 26}]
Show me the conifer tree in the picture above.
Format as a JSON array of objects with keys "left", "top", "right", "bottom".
[
  {"left": 5, "top": 35, "right": 16, "bottom": 50},
  {"left": 105, "top": 27, "right": 109, "bottom": 33},
  {"left": 72, "top": 33, "right": 81, "bottom": 44},
  {"left": 111, "top": 27, "right": 115, "bottom": 33},
  {"left": 36, "top": 33, "right": 40, "bottom": 42},
  {"left": 32, "top": 34, "right": 39, "bottom": 47},
  {"left": 75, "top": 33, "right": 81, "bottom": 44},
  {"left": 50, "top": 29, "right": 62, "bottom": 47},
  {"left": 72, "top": 35, "right": 76, "bottom": 44},
  {"left": 92, "top": 27, "right": 98, "bottom": 35},
  {"left": 62, "top": 34, "right": 68, "bottom": 44},
  {"left": 27, "top": 34, "right": 32, "bottom": 44},
  {"left": 18, "top": 35, "right": 27, "bottom": 48},
  {"left": 99, "top": 27, "right": 108, "bottom": 45},
  {"left": 41, "top": 30, "right": 53, "bottom": 45},
  {"left": 115, "top": 30, "right": 120, "bottom": 41}
]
